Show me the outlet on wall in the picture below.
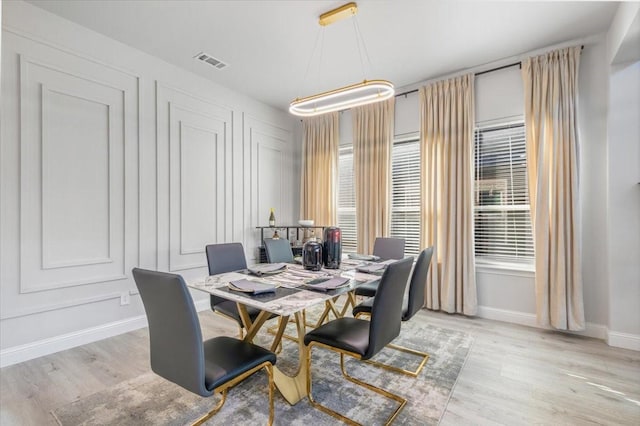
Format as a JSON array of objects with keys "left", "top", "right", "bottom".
[{"left": 120, "top": 292, "right": 130, "bottom": 306}]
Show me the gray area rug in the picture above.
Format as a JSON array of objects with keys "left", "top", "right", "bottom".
[{"left": 52, "top": 311, "right": 472, "bottom": 425}]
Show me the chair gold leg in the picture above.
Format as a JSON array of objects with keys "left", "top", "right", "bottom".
[
  {"left": 266, "top": 364, "right": 275, "bottom": 426},
  {"left": 353, "top": 312, "right": 429, "bottom": 377},
  {"left": 193, "top": 360, "right": 275, "bottom": 425},
  {"left": 306, "top": 345, "right": 359, "bottom": 426},
  {"left": 362, "top": 343, "right": 430, "bottom": 377},
  {"left": 340, "top": 353, "right": 407, "bottom": 425},
  {"left": 306, "top": 342, "right": 407, "bottom": 426},
  {"left": 192, "top": 389, "right": 227, "bottom": 426}
]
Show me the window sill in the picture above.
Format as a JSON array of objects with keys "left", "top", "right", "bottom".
[{"left": 475, "top": 260, "right": 535, "bottom": 277}]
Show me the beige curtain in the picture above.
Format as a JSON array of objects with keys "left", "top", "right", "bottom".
[
  {"left": 419, "top": 74, "right": 477, "bottom": 316},
  {"left": 522, "top": 46, "right": 585, "bottom": 331},
  {"left": 353, "top": 99, "right": 394, "bottom": 254},
  {"left": 300, "top": 112, "right": 339, "bottom": 226}
]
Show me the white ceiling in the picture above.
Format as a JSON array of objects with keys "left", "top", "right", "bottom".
[{"left": 24, "top": 1, "right": 618, "bottom": 112}]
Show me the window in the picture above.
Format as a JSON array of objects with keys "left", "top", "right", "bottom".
[
  {"left": 337, "top": 146, "right": 357, "bottom": 253},
  {"left": 390, "top": 139, "right": 421, "bottom": 257},
  {"left": 474, "top": 122, "right": 534, "bottom": 265}
]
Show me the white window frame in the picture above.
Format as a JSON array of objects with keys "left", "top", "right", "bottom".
[
  {"left": 337, "top": 145, "right": 357, "bottom": 254},
  {"left": 473, "top": 120, "right": 534, "bottom": 270},
  {"left": 390, "top": 135, "right": 421, "bottom": 257}
]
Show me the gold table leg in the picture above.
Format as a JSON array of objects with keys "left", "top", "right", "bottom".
[
  {"left": 269, "top": 315, "right": 290, "bottom": 353},
  {"left": 236, "top": 294, "right": 358, "bottom": 406},
  {"left": 272, "top": 311, "right": 309, "bottom": 405},
  {"left": 237, "top": 305, "right": 271, "bottom": 344}
]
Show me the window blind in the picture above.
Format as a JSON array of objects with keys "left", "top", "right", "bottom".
[
  {"left": 474, "top": 122, "right": 534, "bottom": 264},
  {"left": 337, "top": 147, "right": 357, "bottom": 253},
  {"left": 391, "top": 140, "right": 421, "bottom": 256}
]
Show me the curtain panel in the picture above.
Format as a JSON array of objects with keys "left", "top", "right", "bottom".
[
  {"left": 419, "top": 74, "right": 477, "bottom": 316},
  {"left": 300, "top": 112, "right": 340, "bottom": 226},
  {"left": 522, "top": 46, "right": 585, "bottom": 331},
  {"left": 353, "top": 99, "right": 395, "bottom": 254}
]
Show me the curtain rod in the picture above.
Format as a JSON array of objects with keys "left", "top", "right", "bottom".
[
  {"left": 395, "top": 45, "right": 584, "bottom": 98},
  {"left": 395, "top": 62, "right": 519, "bottom": 97}
]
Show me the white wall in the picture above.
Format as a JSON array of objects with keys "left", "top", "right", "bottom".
[
  {"left": 578, "top": 38, "right": 611, "bottom": 332},
  {"left": 0, "top": 1, "right": 297, "bottom": 366},
  {"left": 606, "top": 3, "right": 640, "bottom": 351},
  {"left": 607, "top": 61, "right": 640, "bottom": 341}
]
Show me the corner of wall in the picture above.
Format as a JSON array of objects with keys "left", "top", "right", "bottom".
[{"left": 607, "top": 329, "right": 640, "bottom": 352}]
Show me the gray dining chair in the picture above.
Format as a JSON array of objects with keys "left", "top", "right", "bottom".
[
  {"left": 304, "top": 257, "right": 413, "bottom": 425},
  {"left": 373, "top": 237, "right": 406, "bottom": 260},
  {"left": 132, "top": 268, "right": 277, "bottom": 425},
  {"left": 206, "top": 243, "right": 277, "bottom": 338},
  {"left": 353, "top": 246, "right": 434, "bottom": 377},
  {"left": 263, "top": 238, "right": 294, "bottom": 263},
  {"left": 263, "top": 237, "right": 309, "bottom": 339},
  {"left": 354, "top": 237, "right": 406, "bottom": 298}
]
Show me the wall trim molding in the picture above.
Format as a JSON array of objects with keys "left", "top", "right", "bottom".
[
  {"left": 3, "top": 298, "right": 635, "bottom": 369},
  {"left": 476, "top": 305, "right": 609, "bottom": 341},
  {"left": 0, "top": 297, "right": 211, "bottom": 368},
  {"left": 3, "top": 25, "right": 140, "bottom": 79},
  {"left": 0, "top": 315, "right": 147, "bottom": 368},
  {"left": 1, "top": 292, "right": 121, "bottom": 320},
  {"left": 607, "top": 330, "right": 640, "bottom": 351}
]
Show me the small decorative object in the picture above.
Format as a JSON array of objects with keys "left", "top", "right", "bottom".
[
  {"left": 323, "top": 226, "right": 341, "bottom": 269},
  {"left": 269, "top": 208, "right": 276, "bottom": 227},
  {"left": 302, "top": 240, "right": 323, "bottom": 271},
  {"left": 272, "top": 229, "right": 280, "bottom": 239},
  {"left": 298, "top": 219, "right": 314, "bottom": 227}
]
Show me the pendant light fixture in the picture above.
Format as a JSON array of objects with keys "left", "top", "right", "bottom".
[{"left": 289, "top": 2, "right": 394, "bottom": 117}]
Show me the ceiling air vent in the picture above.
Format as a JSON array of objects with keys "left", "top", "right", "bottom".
[{"left": 194, "top": 52, "right": 228, "bottom": 70}]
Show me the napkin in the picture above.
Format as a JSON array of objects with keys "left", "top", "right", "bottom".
[
  {"left": 356, "top": 263, "right": 387, "bottom": 273},
  {"left": 304, "top": 276, "right": 350, "bottom": 291},
  {"left": 248, "top": 263, "right": 287, "bottom": 276},
  {"left": 228, "top": 279, "right": 276, "bottom": 294}
]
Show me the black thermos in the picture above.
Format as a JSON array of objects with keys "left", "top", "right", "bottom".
[
  {"left": 323, "top": 227, "right": 341, "bottom": 269},
  {"left": 302, "top": 240, "right": 323, "bottom": 271}
]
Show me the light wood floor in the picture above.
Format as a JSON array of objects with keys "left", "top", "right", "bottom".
[{"left": 1, "top": 309, "right": 639, "bottom": 425}]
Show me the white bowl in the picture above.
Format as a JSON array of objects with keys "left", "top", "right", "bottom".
[{"left": 298, "top": 219, "right": 314, "bottom": 227}]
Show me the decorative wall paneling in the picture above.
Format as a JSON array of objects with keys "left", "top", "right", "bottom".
[
  {"left": 1, "top": 4, "right": 295, "bottom": 364},
  {"left": 1, "top": 30, "right": 140, "bottom": 327},
  {"left": 155, "top": 83, "right": 233, "bottom": 272},
  {"left": 243, "top": 114, "right": 293, "bottom": 261}
]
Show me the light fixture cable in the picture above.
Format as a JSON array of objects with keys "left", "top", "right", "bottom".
[
  {"left": 352, "top": 15, "right": 374, "bottom": 81},
  {"left": 295, "top": 26, "right": 324, "bottom": 101}
]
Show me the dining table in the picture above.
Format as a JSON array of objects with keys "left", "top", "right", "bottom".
[{"left": 187, "top": 259, "right": 382, "bottom": 405}]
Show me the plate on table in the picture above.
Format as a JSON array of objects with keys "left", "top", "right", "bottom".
[{"left": 348, "top": 253, "right": 381, "bottom": 261}]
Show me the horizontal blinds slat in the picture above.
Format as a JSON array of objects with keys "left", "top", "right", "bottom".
[
  {"left": 338, "top": 147, "right": 357, "bottom": 251},
  {"left": 474, "top": 122, "right": 533, "bottom": 264},
  {"left": 391, "top": 140, "right": 420, "bottom": 256}
]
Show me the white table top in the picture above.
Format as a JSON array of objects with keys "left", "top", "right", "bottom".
[{"left": 187, "top": 260, "right": 381, "bottom": 317}]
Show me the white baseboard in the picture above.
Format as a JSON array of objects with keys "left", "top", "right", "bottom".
[
  {"left": 476, "top": 305, "right": 608, "bottom": 341},
  {"left": 607, "top": 330, "right": 640, "bottom": 351},
  {"left": 2, "top": 301, "right": 633, "bottom": 369},
  {"left": 476, "top": 305, "right": 538, "bottom": 327},
  {"left": 0, "top": 298, "right": 214, "bottom": 369},
  {"left": 0, "top": 315, "right": 148, "bottom": 368}
]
